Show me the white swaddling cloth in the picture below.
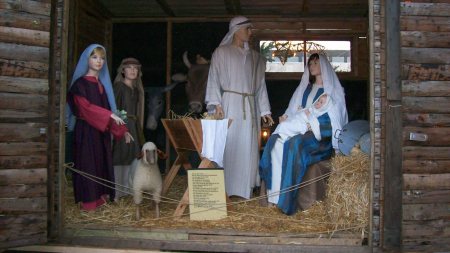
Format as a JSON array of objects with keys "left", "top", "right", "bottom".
[
  {"left": 273, "top": 93, "right": 334, "bottom": 141},
  {"left": 201, "top": 119, "right": 229, "bottom": 167}
]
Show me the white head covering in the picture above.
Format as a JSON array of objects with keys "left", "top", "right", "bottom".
[
  {"left": 219, "top": 16, "right": 253, "bottom": 50},
  {"left": 284, "top": 54, "right": 348, "bottom": 150},
  {"left": 310, "top": 93, "right": 333, "bottom": 117}
]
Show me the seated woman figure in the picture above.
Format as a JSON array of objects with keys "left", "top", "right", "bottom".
[{"left": 259, "top": 53, "right": 348, "bottom": 215}]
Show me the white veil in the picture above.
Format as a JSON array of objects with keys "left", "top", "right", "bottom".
[{"left": 284, "top": 54, "right": 348, "bottom": 149}]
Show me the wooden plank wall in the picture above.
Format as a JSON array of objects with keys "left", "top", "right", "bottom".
[
  {"left": 70, "top": 0, "right": 112, "bottom": 74},
  {"left": 0, "top": 0, "right": 51, "bottom": 249},
  {"left": 400, "top": 1, "right": 450, "bottom": 251}
]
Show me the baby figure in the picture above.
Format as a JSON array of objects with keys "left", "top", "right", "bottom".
[{"left": 273, "top": 93, "right": 332, "bottom": 141}]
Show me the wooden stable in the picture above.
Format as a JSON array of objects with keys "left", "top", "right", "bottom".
[{"left": 1, "top": 0, "right": 449, "bottom": 252}]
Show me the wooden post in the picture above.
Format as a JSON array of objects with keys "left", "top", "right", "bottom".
[
  {"left": 384, "top": 0, "right": 402, "bottom": 249},
  {"left": 57, "top": 0, "right": 71, "bottom": 240},
  {"left": 165, "top": 21, "right": 172, "bottom": 173}
]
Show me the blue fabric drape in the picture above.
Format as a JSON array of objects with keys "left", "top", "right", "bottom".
[
  {"left": 66, "top": 44, "right": 116, "bottom": 131},
  {"left": 277, "top": 115, "right": 332, "bottom": 215},
  {"left": 259, "top": 85, "right": 333, "bottom": 215}
]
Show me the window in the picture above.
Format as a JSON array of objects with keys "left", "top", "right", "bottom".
[{"left": 260, "top": 40, "right": 351, "bottom": 73}]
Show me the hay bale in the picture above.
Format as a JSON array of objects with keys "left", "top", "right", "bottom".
[{"left": 326, "top": 148, "right": 369, "bottom": 233}]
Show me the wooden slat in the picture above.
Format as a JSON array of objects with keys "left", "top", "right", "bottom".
[
  {"left": 402, "top": 63, "right": 450, "bottom": 81},
  {"left": 402, "top": 80, "right": 450, "bottom": 96},
  {"left": 401, "top": 31, "right": 450, "bottom": 48},
  {"left": 403, "top": 97, "right": 450, "bottom": 113},
  {"left": 385, "top": 1, "right": 402, "bottom": 243},
  {"left": 0, "top": 109, "right": 48, "bottom": 123},
  {"left": 0, "top": 93, "right": 48, "bottom": 112},
  {"left": 0, "top": 58, "right": 48, "bottom": 78},
  {"left": 403, "top": 173, "right": 450, "bottom": 190},
  {"left": 402, "top": 48, "right": 450, "bottom": 64},
  {"left": 161, "top": 119, "right": 196, "bottom": 151},
  {"left": 403, "top": 189, "right": 450, "bottom": 204},
  {"left": 0, "top": 42, "right": 49, "bottom": 63},
  {"left": 403, "top": 126, "right": 450, "bottom": 146},
  {"left": 403, "top": 160, "right": 450, "bottom": 174},
  {"left": 188, "top": 234, "right": 362, "bottom": 246},
  {"left": 0, "top": 168, "right": 47, "bottom": 185},
  {"left": 0, "top": 216, "right": 46, "bottom": 232},
  {"left": 0, "top": 123, "right": 47, "bottom": 142},
  {"left": 403, "top": 113, "right": 450, "bottom": 127},
  {"left": 403, "top": 203, "right": 450, "bottom": 221},
  {"left": 0, "top": 142, "right": 47, "bottom": 156},
  {"left": 0, "top": 234, "right": 47, "bottom": 250},
  {"left": 0, "top": 0, "right": 51, "bottom": 16},
  {"left": 0, "top": 76, "right": 48, "bottom": 94},
  {"left": 400, "top": 16, "right": 450, "bottom": 32},
  {"left": 0, "top": 26, "right": 50, "bottom": 47},
  {"left": 0, "top": 155, "right": 47, "bottom": 170},
  {"left": 0, "top": 183, "right": 47, "bottom": 198},
  {"left": 403, "top": 219, "right": 450, "bottom": 238},
  {"left": 403, "top": 146, "right": 450, "bottom": 160},
  {"left": 403, "top": 238, "right": 450, "bottom": 252},
  {"left": 59, "top": 235, "right": 371, "bottom": 253},
  {"left": 9, "top": 245, "right": 163, "bottom": 253},
  {"left": 0, "top": 9, "right": 51, "bottom": 31},
  {"left": 401, "top": 2, "right": 450, "bottom": 17},
  {"left": 0, "top": 197, "right": 47, "bottom": 212},
  {"left": 0, "top": 213, "right": 47, "bottom": 225}
]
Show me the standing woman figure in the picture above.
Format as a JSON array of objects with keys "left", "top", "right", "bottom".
[
  {"left": 112, "top": 58, "right": 145, "bottom": 201},
  {"left": 66, "top": 44, "right": 133, "bottom": 211}
]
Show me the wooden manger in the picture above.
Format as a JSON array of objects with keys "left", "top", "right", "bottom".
[{"left": 161, "top": 118, "right": 231, "bottom": 218}]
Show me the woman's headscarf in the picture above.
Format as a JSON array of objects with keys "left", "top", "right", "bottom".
[
  {"left": 219, "top": 16, "right": 253, "bottom": 50},
  {"left": 113, "top": 57, "right": 145, "bottom": 128},
  {"left": 285, "top": 54, "right": 348, "bottom": 149},
  {"left": 66, "top": 44, "right": 116, "bottom": 131}
]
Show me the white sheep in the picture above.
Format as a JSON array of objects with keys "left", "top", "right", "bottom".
[{"left": 129, "top": 142, "right": 162, "bottom": 220}]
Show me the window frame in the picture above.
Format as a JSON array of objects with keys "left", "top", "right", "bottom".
[{"left": 254, "top": 35, "right": 356, "bottom": 80}]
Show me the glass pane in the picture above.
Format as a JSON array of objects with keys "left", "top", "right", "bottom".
[
  {"left": 308, "top": 41, "right": 351, "bottom": 72},
  {"left": 260, "top": 40, "right": 351, "bottom": 73},
  {"left": 260, "top": 40, "right": 305, "bottom": 72}
]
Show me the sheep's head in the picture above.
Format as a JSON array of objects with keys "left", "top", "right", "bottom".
[{"left": 141, "top": 142, "right": 157, "bottom": 165}]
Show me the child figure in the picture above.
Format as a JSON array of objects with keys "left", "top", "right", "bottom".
[{"left": 273, "top": 93, "right": 332, "bottom": 141}]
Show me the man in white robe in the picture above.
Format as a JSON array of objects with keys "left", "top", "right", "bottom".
[{"left": 205, "top": 16, "right": 274, "bottom": 199}]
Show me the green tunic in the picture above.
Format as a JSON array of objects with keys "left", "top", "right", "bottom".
[{"left": 112, "top": 82, "right": 143, "bottom": 165}]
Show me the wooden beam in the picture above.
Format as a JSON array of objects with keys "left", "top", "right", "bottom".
[
  {"left": 384, "top": 0, "right": 402, "bottom": 249},
  {"left": 110, "top": 16, "right": 367, "bottom": 24},
  {"left": 155, "top": 0, "right": 175, "bottom": 17},
  {"left": 224, "top": 0, "right": 242, "bottom": 15},
  {"left": 165, "top": 21, "right": 172, "bottom": 173}
]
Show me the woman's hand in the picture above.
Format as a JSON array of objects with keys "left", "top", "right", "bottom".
[
  {"left": 279, "top": 114, "right": 288, "bottom": 123},
  {"left": 215, "top": 104, "right": 224, "bottom": 119},
  {"left": 111, "top": 113, "right": 125, "bottom": 125},
  {"left": 124, "top": 132, "right": 134, "bottom": 143},
  {"left": 262, "top": 114, "right": 274, "bottom": 126}
]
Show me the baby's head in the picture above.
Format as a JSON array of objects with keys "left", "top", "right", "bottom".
[{"left": 314, "top": 94, "right": 328, "bottom": 109}]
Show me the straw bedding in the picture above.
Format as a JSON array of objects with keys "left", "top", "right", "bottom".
[
  {"left": 64, "top": 148, "right": 369, "bottom": 236},
  {"left": 326, "top": 148, "right": 370, "bottom": 234}
]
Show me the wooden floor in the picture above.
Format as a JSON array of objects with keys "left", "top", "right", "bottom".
[{"left": 6, "top": 245, "right": 163, "bottom": 253}]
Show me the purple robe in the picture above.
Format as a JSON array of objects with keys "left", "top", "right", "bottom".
[{"left": 67, "top": 76, "right": 126, "bottom": 209}]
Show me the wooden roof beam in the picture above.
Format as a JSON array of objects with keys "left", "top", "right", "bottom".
[
  {"left": 155, "top": 0, "right": 176, "bottom": 17},
  {"left": 224, "top": 0, "right": 242, "bottom": 15}
]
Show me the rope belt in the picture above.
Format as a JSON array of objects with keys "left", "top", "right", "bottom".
[{"left": 222, "top": 89, "right": 255, "bottom": 121}]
